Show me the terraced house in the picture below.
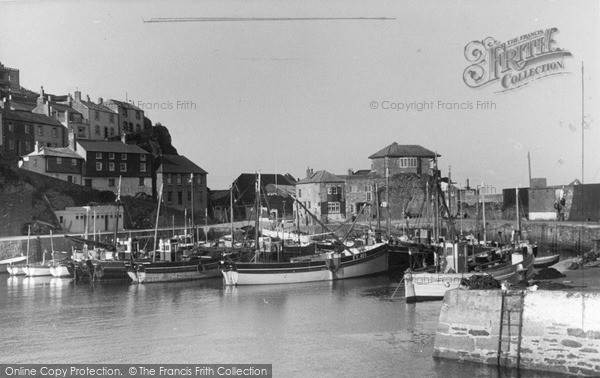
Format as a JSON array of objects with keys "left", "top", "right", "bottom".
[
  {"left": 0, "top": 108, "right": 65, "bottom": 165},
  {"left": 71, "top": 135, "right": 152, "bottom": 197},
  {"left": 295, "top": 169, "right": 346, "bottom": 225}
]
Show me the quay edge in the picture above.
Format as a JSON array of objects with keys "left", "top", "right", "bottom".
[{"left": 434, "top": 289, "right": 600, "bottom": 376}]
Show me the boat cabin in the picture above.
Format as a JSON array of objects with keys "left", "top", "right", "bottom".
[{"left": 440, "top": 241, "right": 470, "bottom": 273}]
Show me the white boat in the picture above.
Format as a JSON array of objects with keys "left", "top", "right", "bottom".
[
  {"left": 403, "top": 241, "right": 535, "bottom": 302},
  {"left": 50, "top": 263, "right": 72, "bottom": 278},
  {"left": 23, "top": 263, "right": 54, "bottom": 277},
  {"left": 1, "top": 256, "right": 27, "bottom": 274},
  {"left": 220, "top": 242, "right": 388, "bottom": 286}
]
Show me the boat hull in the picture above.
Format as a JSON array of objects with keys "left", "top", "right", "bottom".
[
  {"left": 404, "top": 252, "right": 535, "bottom": 302},
  {"left": 0, "top": 256, "right": 28, "bottom": 274},
  {"left": 533, "top": 254, "right": 560, "bottom": 269},
  {"left": 220, "top": 243, "right": 388, "bottom": 286},
  {"left": 23, "top": 264, "right": 53, "bottom": 277},
  {"left": 50, "top": 264, "right": 72, "bottom": 278},
  {"left": 127, "top": 258, "right": 221, "bottom": 284}
]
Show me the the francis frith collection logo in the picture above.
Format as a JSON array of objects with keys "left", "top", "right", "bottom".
[{"left": 463, "top": 28, "right": 572, "bottom": 92}]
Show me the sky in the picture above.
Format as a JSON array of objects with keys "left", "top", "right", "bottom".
[{"left": 1, "top": 0, "right": 599, "bottom": 191}]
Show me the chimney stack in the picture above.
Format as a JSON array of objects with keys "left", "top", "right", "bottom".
[
  {"left": 86, "top": 94, "right": 90, "bottom": 103},
  {"left": 348, "top": 168, "right": 354, "bottom": 175},
  {"left": 68, "top": 94, "right": 73, "bottom": 107},
  {"left": 74, "top": 90, "right": 81, "bottom": 101},
  {"left": 68, "top": 129, "right": 76, "bottom": 151},
  {"left": 98, "top": 97, "right": 103, "bottom": 105},
  {"left": 121, "top": 132, "right": 127, "bottom": 144},
  {"left": 35, "top": 141, "right": 40, "bottom": 152},
  {"left": 306, "top": 167, "right": 311, "bottom": 178}
]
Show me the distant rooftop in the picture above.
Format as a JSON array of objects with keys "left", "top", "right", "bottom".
[
  {"left": 297, "top": 170, "right": 344, "bottom": 184},
  {"left": 77, "top": 140, "right": 149, "bottom": 154},
  {"left": 368, "top": 142, "right": 439, "bottom": 159},
  {"left": 156, "top": 154, "right": 207, "bottom": 174},
  {"left": 1, "top": 109, "right": 64, "bottom": 127},
  {"left": 24, "top": 146, "right": 84, "bottom": 159}
]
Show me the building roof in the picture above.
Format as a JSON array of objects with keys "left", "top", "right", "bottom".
[
  {"left": 80, "top": 100, "right": 114, "bottom": 113},
  {"left": 156, "top": 154, "right": 207, "bottom": 174},
  {"left": 49, "top": 102, "right": 82, "bottom": 115},
  {"left": 1, "top": 109, "right": 64, "bottom": 127},
  {"left": 368, "top": 142, "right": 439, "bottom": 159},
  {"left": 104, "top": 99, "right": 143, "bottom": 112},
  {"left": 77, "top": 140, "right": 149, "bottom": 154},
  {"left": 297, "top": 170, "right": 345, "bottom": 184},
  {"left": 24, "top": 146, "right": 84, "bottom": 159}
]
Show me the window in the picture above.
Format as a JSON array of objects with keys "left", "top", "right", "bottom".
[
  {"left": 110, "top": 128, "right": 115, "bottom": 136},
  {"left": 139, "top": 177, "right": 145, "bottom": 186},
  {"left": 178, "top": 191, "right": 183, "bottom": 205},
  {"left": 109, "top": 162, "right": 115, "bottom": 172},
  {"left": 136, "top": 124, "right": 141, "bottom": 132},
  {"left": 96, "top": 162, "right": 103, "bottom": 171},
  {"left": 85, "top": 179, "right": 92, "bottom": 187},
  {"left": 121, "top": 154, "right": 127, "bottom": 160},
  {"left": 24, "top": 141, "right": 30, "bottom": 151},
  {"left": 135, "top": 111, "right": 140, "bottom": 120},
  {"left": 327, "top": 202, "right": 341, "bottom": 213},
  {"left": 298, "top": 189, "right": 302, "bottom": 197},
  {"left": 308, "top": 201, "right": 311, "bottom": 209},
  {"left": 140, "top": 163, "right": 146, "bottom": 172},
  {"left": 176, "top": 174, "right": 181, "bottom": 184},
  {"left": 187, "top": 190, "right": 191, "bottom": 202},
  {"left": 37, "top": 126, "right": 43, "bottom": 136},
  {"left": 140, "top": 154, "right": 146, "bottom": 161},
  {"left": 120, "top": 163, "right": 127, "bottom": 172},
  {"left": 123, "top": 108, "right": 128, "bottom": 118},
  {"left": 95, "top": 125, "right": 100, "bottom": 135},
  {"left": 95, "top": 111, "right": 100, "bottom": 120},
  {"left": 366, "top": 192, "right": 372, "bottom": 201},
  {"left": 166, "top": 174, "right": 172, "bottom": 184},
  {"left": 72, "top": 158, "right": 77, "bottom": 166},
  {"left": 52, "top": 128, "right": 58, "bottom": 137},
  {"left": 327, "top": 187, "right": 338, "bottom": 195},
  {"left": 399, "top": 157, "right": 417, "bottom": 168},
  {"left": 109, "top": 153, "right": 115, "bottom": 160},
  {"left": 8, "top": 123, "right": 13, "bottom": 132},
  {"left": 96, "top": 152, "right": 102, "bottom": 159},
  {"left": 109, "top": 113, "right": 114, "bottom": 123},
  {"left": 129, "top": 122, "right": 133, "bottom": 132},
  {"left": 24, "top": 124, "right": 30, "bottom": 134},
  {"left": 167, "top": 191, "right": 172, "bottom": 204},
  {"left": 33, "top": 159, "right": 37, "bottom": 167},
  {"left": 122, "top": 121, "right": 127, "bottom": 132},
  {"left": 108, "top": 178, "right": 115, "bottom": 187},
  {"left": 56, "top": 157, "right": 62, "bottom": 165}
]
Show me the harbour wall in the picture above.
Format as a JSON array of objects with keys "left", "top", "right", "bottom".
[{"left": 434, "top": 289, "right": 600, "bottom": 376}]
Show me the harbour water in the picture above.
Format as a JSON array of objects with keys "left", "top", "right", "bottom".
[{"left": 0, "top": 274, "right": 563, "bottom": 377}]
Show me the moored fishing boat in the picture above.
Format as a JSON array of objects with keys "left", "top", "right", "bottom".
[
  {"left": 23, "top": 262, "right": 54, "bottom": 277},
  {"left": 220, "top": 242, "right": 389, "bottom": 286},
  {"left": 533, "top": 253, "right": 560, "bottom": 269},
  {"left": 403, "top": 241, "right": 535, "bottom": 302},
  {"left": 1, "top": 256, "right": 27, "bottom": 274}
]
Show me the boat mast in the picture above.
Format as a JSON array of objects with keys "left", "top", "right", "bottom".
[
  {"left": 153, "top": 183, "right": 163, "bottom": 263},
  {"left": 375, "top": 183, "right": 381, "bottom": 233},
  {"left": 26, "top": 225, "right": 30, "bottom": 265},
  {"left": 254, "top": 172, "right": 260, "bottom": 247},
  {"left": 190, "top": 173, "right": 194, "bottom": 244},
  {"left": 516, "top": 186, "right": 520, "bottom": 242},
  {"left": 482, "top": 182, "right": 486, "bottom": 244},
  {"left": 230, "top": 183, "right": 234, "bottom": 248},
  {"left": 114, "top": 175, "right": 121, "bottom": 256},
  {"left": 385, "top": 156, "right": 390, "bottom": 239}
]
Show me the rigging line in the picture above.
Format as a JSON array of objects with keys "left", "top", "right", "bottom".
[
  {"left": 143, "top": 17, "right": 396, "bottom": 23},
  {"left": 581, "top": 61, "right": 585, "bottom": 331}
]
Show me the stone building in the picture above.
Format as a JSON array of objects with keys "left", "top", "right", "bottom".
[
  {"left": 68, "top": 91, "right": 118, "bottom": 140},
  {"left": 103, "top": 99, "right": 146, "bottom": 136},
  {"left": 296, "top": 169, "right": 346, "bottom": 224},
  {"left": 19, "top": 143, "right": 84, "bottom": 185},
  {"left": 0, "top": 61, "right": 20, "bottom": 98},
  {"left": 155, "top": 154, "right": 208, "bottom": 217}
]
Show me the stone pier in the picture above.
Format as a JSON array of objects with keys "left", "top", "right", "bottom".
[{"left": 434, "top": 289, "right": 600, "bottom": 376}]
